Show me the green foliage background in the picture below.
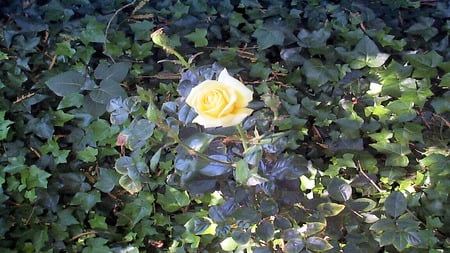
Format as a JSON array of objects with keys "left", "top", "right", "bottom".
[{"left": 0, "top": 0, "right": 449, "bottom": 252}]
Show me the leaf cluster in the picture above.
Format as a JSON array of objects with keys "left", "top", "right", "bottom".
[{"left": 0, "top": 0, "right": 449, "bottom": 252}]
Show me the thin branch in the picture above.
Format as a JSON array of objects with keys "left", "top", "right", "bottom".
[
  {"left": 356, "top": 160, "right": 384, "bottom": 193},
  {"left": 104, "top": 0, "right": 137, "bottom": 62}
]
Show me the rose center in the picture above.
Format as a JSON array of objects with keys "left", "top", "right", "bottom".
[{"left": 199, "top": 89, "right": 234, "bottom": 117}]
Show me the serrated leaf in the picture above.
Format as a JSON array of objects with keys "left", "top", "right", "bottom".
[
  {"left": 317, "top": 202, "right": 346, "bottom": 217},
  {"left": 384, "top": 191, "right": 407, "bottom": 218},
  {"left": 46, "top": 71, "right": 85, "bottom": 96}
]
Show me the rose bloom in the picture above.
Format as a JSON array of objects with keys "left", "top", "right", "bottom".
[{"left": 186, "top": 68, "right": 253, "bottom": 128}]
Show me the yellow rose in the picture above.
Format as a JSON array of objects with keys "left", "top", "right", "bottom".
[{"left": 186, "top": 68, "right": 253, "bottom": 128}]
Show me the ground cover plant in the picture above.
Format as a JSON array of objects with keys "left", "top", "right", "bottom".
[{"left": 0, "top": 0, "right": 449, "bottom": 252}]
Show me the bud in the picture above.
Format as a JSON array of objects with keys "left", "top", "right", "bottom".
[{"left": 151, "top": 28, "right": 171, "bottom": 51}]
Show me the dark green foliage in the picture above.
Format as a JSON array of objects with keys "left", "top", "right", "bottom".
[{"left": 0, "top": 0, "right": 449, "bottom": 252}]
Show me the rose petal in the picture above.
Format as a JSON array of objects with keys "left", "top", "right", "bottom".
[
  {"left": 218, "top": 68, "right": 253, "bottom": 107},
  {"left": 193, "top": 108, "right": 253, "bottom": 128}
]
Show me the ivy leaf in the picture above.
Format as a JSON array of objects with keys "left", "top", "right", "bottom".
[
  {"left": 94, "top": 62, "right": 131, "bottom": 82},
  {"left": 301, "top": 59, "right": 339, "bottom": 87},
  {"left": 0, "top": 111, "right": 13, "bottom": 140},
  {"left": 55, "top": 42, "right": 76, "bottom": 57},
  {"left": 89, "top": 79, "right": 127, "bottom": 104},
  {"left": 252, "top": 27, "right": 285, "bottom": 49},
  {"left": 71, "top": 190, "right": 101, "bottom": 213},
  {"left": 76, "top": 146, "right": 98, "bottom": 162},
  {"left": 21, "top": 165, "right": 52, "bottom": 189},
  {"left": 384, "top": 191, "right": 407, "bottom": 218},
  {"left": 297, "top": 28, "right": 330, "bottom": 48},
  {"left": 157, "top": 186, "right": 190, "bottom": 212},
  {"left": 185, "top": 28, "right": 208, "bottom": 47},
  {"left": 350, "top": 35, "right": 389, "bottom": 69},
  {"left": 405, "top": 17, "right": 438, "bottom": 42},
  {"left": 94, "top": 167, "right": 120, "bottom": 193},
  {"left": 46, "top": 71, "right": 85, "bottom": 96}
]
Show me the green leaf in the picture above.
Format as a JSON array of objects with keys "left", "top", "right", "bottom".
[
  {"left": 303, "top": 222, "right": 326, "bottom": 237},
  {"left": 350, "top": 35, "right": 389, "bottom": 69},
  {"left": 182, "top": 133, "right": 217, "bottom": 153},
  {"left": 306, "top": 236, "right": 333, "bottom": 252},
  {"left": 231, "top": 229, "right": 251, "bottom": 244},
  {"left": 71, "top": 190, "right": 101, "bottom": 213},
  {"left": 236, "top": 159, "right": 250, "bottom": 184},
  {"left": 88, "top": 214, "right": 108, "bottom": 229},
  {"left": 116, "top": 191, "right": 153, "bottom": 227},
  {"left": 156, "top": 186, "right": 190, "bottom": 212},
  {"left": 256, "top": 220, "right": 275, "bottom": 241},
  {"left": 172, "top": 0, "right": 190, "bottom": 19},
  {"left": 285, "top": 239, "right": 305, "bottom": 253},
  {"left": 76, "top": 146, "right": 98, "bottom": 162},
  {"left": 80, "top": 17, "right": 106, "bottom": 44},
  {"left": 52, "top": 110, "right": 75, "bottom": 126},
  {"left": 82, "top": 238, "right": 111, "bottom": 253},
  {"left": 297, "top": 28, "right": 330, "bottom": 48},
  {"left": 46, "top": 71, "right": 85, "bottom": 96},
  {"left": 184, "top": 28, "right": 208, "bottom": 47},
  {"left": 370, "top": 218, "right": 395, "bottom": 232},
  {"left": 94, "top": 167, "right": 120, "bottom": 193},
  {"left": 252, "top": 27, "right": 285, "bottom": 49},
  {"left": 392, "top": 231, "right": 409, "bottom": 251},
  {"left": 347, "top": 198, "right": 377, "bottom": 212},
  {"left": 94, "top": 62, "right": 131, "bottom": 82},
  {"left": 21, "top": 165, "right": 51, "bottom": 189},
  {"left": 185, "top": 217, "right": 216, "bottom": 235},
  {"left": 405, "top": 16, "right": 438, "bottom": 41},
  {"left": 0, "top": 111, "right": 13, "bottom": 140},
  {"left": 317, "top": 202, "right": 346, "bottom": 217},
  {"left": 384, "top": 191, "right": 407, "bottom": 218},
  {"left": 301, "top": 59, "right": 339, "bottom": 87},
  {"left": 220, "top": 237, "right": 238, "bottom": 251},
  {"left": 57, "top": 93, "right": 84, "bottom": 109},
  {"left": 55, "top": 42, "right": 76, "bottom": 57},
  {"left": 89, "top": 79, "right": 127, "bottom": 104},
  {"left": 440, "top": 73, "right": 450, "bottom": 87},
  {"left": 129, "top": 20, "right": 155, "bottom": 41},
  {"left": 328, "top": 178, "right": 352, "bottom": 202}
]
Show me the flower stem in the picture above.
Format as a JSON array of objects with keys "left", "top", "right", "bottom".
[{"left": 236, "top": 124, "right": 248, "bottom": 153}]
